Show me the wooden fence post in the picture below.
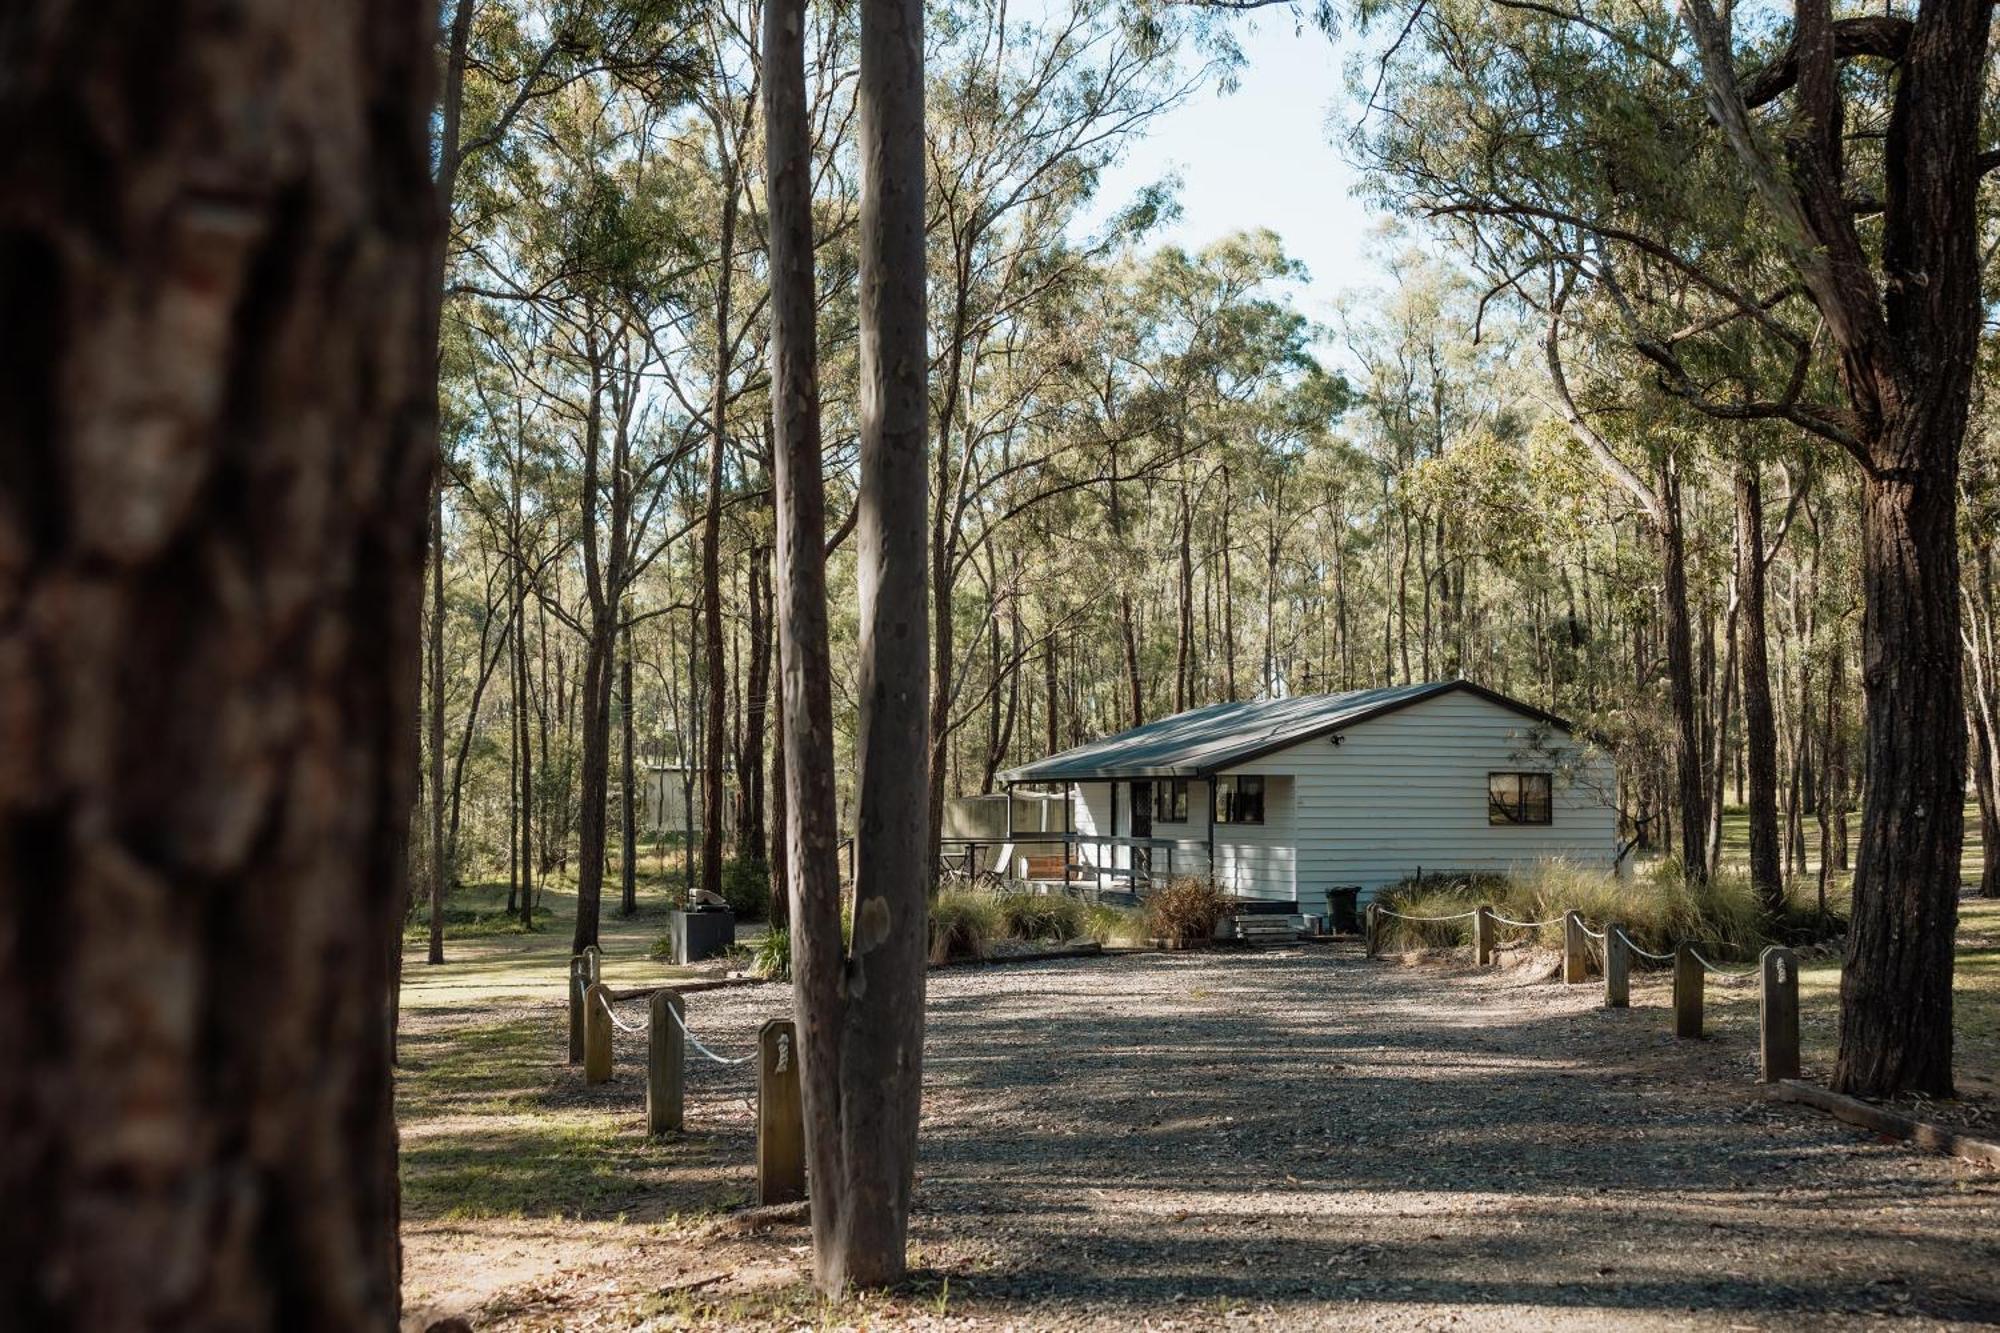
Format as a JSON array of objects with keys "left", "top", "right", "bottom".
[
  {"left": 583, "top": 982, "right": 613, "bottom": 1085},
  {"left": 1673, "top": 943, "right": 1704, "bottom": 1040},
  {"left": 757, "top": 1018, "right": 805, "bottom": 1205},
  {"left": 648, "top": 990, "right": 685, "bottom": 1134},
  {"left": 1473, "top": 905, "right": 1495, "bottom": 966},
  {"left": 1760, "top": 946, "right": 1800, "bottom": 1082},
  {"left": 1603, "top": 921, "right": 1629, "bottom": 1009},
  {"left": 1562, "top": 910, "right": 1586, "bottom": 984},
  {"left": 567, "top": 955, "right": 588, "bottom": 1065},
  {"left": 583, "top": 945, "right": 602, "bottom": 985},
  {"left": 1365, "top": 903, "right": 1380, "bottom": 959}
]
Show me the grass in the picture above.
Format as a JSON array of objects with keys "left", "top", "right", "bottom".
[{"left": 1375, "top": 859, "right": 1837, "bottom": 959}]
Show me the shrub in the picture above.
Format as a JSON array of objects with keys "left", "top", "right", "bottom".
[
  {"left": 750, "top": 927, "right": 791, "bottom": 980},
  {"left": 719, "top": 855, "right": 772, "bottom": 921},
  {"left": 995, "top": 890, "right": 1083, "bottom": 942},
  {"left": 1147, "top": 876, "right": 1228, "bottom": 948},
  {"left": 929, "top": 889, "right": 1001, "bottom": 964}
]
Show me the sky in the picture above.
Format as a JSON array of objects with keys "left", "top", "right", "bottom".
[{"left": 1085, "top": 14, "right": 1391, "bottom": 337}]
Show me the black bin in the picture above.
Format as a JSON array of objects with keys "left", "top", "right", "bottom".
[{"left": 1326, "top": 887, "right": 1361, "bottom": 936}]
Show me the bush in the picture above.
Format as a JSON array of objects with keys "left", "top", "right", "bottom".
[
  {"left": 750, "top": 927, "right": 791, "bottom": 980},
  {"left": 1147, "top": 876, "right": 1228, "bottom": 948},
  {"left": 995, "top": 890, "right": 1084, "bottom": 942},
  {"left": 929, "top": 889, "right": 1001, "bottom": 964},
  {"left": 1371, "top": 860, "right": 1842, "bottom": 961},
  {"left": 719, "top": 855, "right": 772, "bottom": 921}
]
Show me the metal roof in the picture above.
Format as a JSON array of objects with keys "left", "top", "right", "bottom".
[{"left": 997, "top": 680, "right": 1570, "bottom": 783}]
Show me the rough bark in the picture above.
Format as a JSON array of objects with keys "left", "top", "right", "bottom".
[
  {"left": 621, "top": 611, "right": 638, "bottom": 916},
  {"left": 803, "top": 0, "right": 933, "bottom": 1288},
  {"left": 1657, "top": 464, "right": 1709, "bottom": 882},
  {"left": 0, "top": 0, "right": 436, "bottom": 1322},
  {"left": 1735, "top": 466, "right": 1784, "bottom": 913},
  {"left": 701, "top": 166, "right": 739, "bottom": 909}
]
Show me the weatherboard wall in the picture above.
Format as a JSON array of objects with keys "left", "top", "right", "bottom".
[{"left": 1216, "top": 688, "right": 1617, "bottom": 911}]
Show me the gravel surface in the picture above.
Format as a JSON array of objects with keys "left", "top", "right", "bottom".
[{"left": 408, "top": 943, "right": 2000, "bottom": 1330}]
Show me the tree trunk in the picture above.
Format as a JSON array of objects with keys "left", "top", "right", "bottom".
[
  {"left": 1657, "top": 463, "right": 1709, "bottom": 882},
  {"left": 1838, "top": 448, "right": 1965, "bottom": 1096},
  {"left": 428, "top": 464, "right": 448, "bottom": 964},
  {"left": 1735, "top": 466, "right": 1784, "bottom": 913},
  {"left": 621, "top": 610, "right": 638, "bottom": 916},
  {"left": 791, "top": 0, "right": 933, "bottom": 1288},
  {"left": 0, "top": 0, "right": 436, "bottom": 1319},
  {"left": 701, "top": 166, "right": 739, "bottom": 908}
]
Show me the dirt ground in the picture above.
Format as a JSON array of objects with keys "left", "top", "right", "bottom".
[{"left": 398, "top": 910, "right": 2000, "bottom": 1332}]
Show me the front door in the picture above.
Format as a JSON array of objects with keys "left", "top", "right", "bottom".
[{"left": 1129, "top": 781, "right": 1152, "bottom": 884}]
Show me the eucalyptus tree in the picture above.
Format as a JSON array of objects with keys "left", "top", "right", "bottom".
[
  {"left": 1356, "top": 0, "right": 1991, "bottom": 1093},
  {"left": 919, "top": 0, "right": 1202, "bottom": 872},
  {"left": 1, "top": 0, "right": 435, "bottom": 1320}
]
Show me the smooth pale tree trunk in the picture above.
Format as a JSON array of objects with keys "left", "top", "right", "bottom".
[
  {"left": 1735, "top": 466, "right": 1784, "bottom": 913},
  {"left": 0, "top": 0, "right": 436, "bottom": 1322}
]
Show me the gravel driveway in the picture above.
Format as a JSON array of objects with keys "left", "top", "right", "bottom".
[{"left": 415, "top": 943, "right": 2000, "bottom": 1329}]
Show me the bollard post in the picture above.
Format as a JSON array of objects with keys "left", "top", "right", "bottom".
[
  {"left": 1562, "top": 910, "right": 1586, "bottom": 985},
  {"left": 1673, "top": 943, "right": 1704, "bottom": 1040},
  {"left": 583, "top": 945, "right": 602, "bottom": 985},
  {"left": 583, "top": 982, "right": 613, "bottom": 1085},
  {"left": 757, "top": 1019, "right": 805, "bottom": 1205},
  {"left": 1365, "top": 902, "right": 1380, "bottom": 959},
  {"left": 1760, "top": 946, "right": 1800, "bottom": 1082},
  {"left": 567, "top": 955, "right": 588, "bottom": 1065},
  {"left": 1603, "top": 921, "right": 1629, "bottom": 1009},
  {"left": 1473, "top": 905, "right": 1495, "bottom": 967},
  {"left": 648, "top": 990, "right": 685, "bottom": 1134}
]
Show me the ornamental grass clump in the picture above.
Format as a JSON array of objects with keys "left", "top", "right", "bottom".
[
  {"left": 995, "top": 890, "right": 1083, "bottom": 942},
  {"left": 928, "top": 889, "right": 1002, "bottom": 964},
  {"left": 1146, "top": 876, "right": 1228, "bottom": 948}
]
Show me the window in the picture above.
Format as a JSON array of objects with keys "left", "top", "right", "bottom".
[
  {"left": 1153, "top": 779, "right": 1189, "bottom": 824},
  {"left": 1489, "top": 772, "right": 1553, "bottom": 826},
  {"left": 1214, "top": 775, "right": 1265, "bottom": 825}
]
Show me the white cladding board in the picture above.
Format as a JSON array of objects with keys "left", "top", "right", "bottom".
[{"left": 1219, "top": 689, "right": 1616, "bottom": 911}]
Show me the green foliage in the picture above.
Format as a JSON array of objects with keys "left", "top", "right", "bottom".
[
  {"left": 929, "top": 890, "right": 1002, "bottom": 964},
  {"left": 1147, "top": 876, "right": 1228, "bottom": 948},
  {"left": 749, "top": 927, "right": 791, "bottom": 981},
  {"left": 1373, "top": 861, "right": 1847, "bottom": 959},
  {"left": 719, "top": 855, "right": 771, "bottom": 921},
  {"left": 994, "top": 891, "right": 1084, "bottom": 942}
]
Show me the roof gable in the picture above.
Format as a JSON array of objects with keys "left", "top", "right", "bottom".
[{"left": 998, "top": 680, "right": 1569, "bottom": 783}]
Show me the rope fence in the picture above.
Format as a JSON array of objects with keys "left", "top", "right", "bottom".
[
  {"left": 568, "top": 953, "right": 808, "bottom": 1206},
  {"left": 1366, "top": 900, "right": 1806, "bottom": 1079}
]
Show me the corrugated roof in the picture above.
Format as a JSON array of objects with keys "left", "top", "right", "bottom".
[{"left": 997, "top": 680, "right": 1569, "bottom": 783}]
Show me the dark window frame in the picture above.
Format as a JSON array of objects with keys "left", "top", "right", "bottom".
[
  {"left": 1214, "top": 774, "right": 1266, "bottom": 825},
  {"left": 1153, "top": 778, "right": 1190, "bottom": 824},
  {"left": 1488, "top": 771, "right": 1553, "bottom": 826}
]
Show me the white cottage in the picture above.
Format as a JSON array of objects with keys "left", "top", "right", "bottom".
[{"left": 997, "top": 680, "right": 1618, "bottom": 920}]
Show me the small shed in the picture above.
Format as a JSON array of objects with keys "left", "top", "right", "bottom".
[{"left": 997, "top": 679, "right": 1618, "bottom": 915}]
